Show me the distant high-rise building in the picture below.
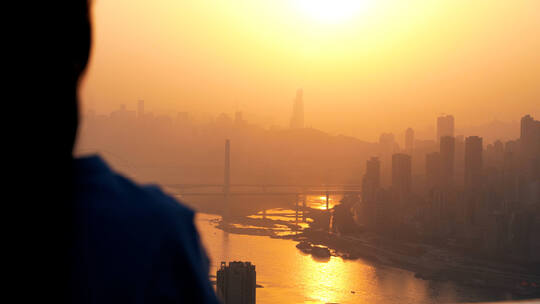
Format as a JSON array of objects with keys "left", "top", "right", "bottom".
[
  {"left": 520, "top": 115, "right": 540, "bottom": 185},
  {"left": 366, "top": 157, "right": 381, "bottom": 189},
  {"left": 440, "top": 136, "right": 455, "bottom": 187},
  {"left": 137, "top": 100, "right": 144, "bottom": 118},
  {"left": 289, "top": 89, "right": 304, "bottom": 129},
  {"left": 520, "top": 115, "right": 540, "bottom": 158},
  {"left": 217, "top": 261, "right": 256, "bottom": 304},
  {"left": 426, "top": 152, "right": 442, "bottom": 191},
  {"left": 465, "top": 136, "right": 483, "bottom": 190},
  {"left": 521, "top": 114, "right": 540, "bottom": 140},
  {"left": 503, "top": 146, "right": 519, "bottom": 205},
  {"left": 437, "top": 115, "right": 454, "bottom": 141},
  {"left": 362, "top": 157, "right": 380, "bottom": 202},
  {"left": 379, "top": 132, "right": 398, "bottom": 188},
  {"left": 392, "top": 153, "right": 412, "bottom": 197},
  {"left": 405, "top": 128, "right": 414, "bottom": 153},
  {"left": 493, "top": 140, "right": 504, "bottom": 166}
]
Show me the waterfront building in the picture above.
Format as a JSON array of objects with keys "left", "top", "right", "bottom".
[
  {"left": 392, "top": 153, "right": 412, "bottom": 198},
  {"left": 362, "top": 157, "right": 381, "bottom": 203},
  {"left": 440, "top": 136, "right": 455, "bottom": 188},
  {"left": 464, "top": 136, "right": 484, "bottom": 226},
  {"left": 520, "top": 114, "right": 540, "bottom": 156},
  {"left": 465, "top": 136, "right": 483, "bottom": 191},
  {"left": 426, "top": 152, "right": 442, "bottom": 191},
  {"left": 520, "top": 115, "right": 540, "bottom": 183},
  {"left": 217, "top": 261, "right": 256, "bottom": 304}
]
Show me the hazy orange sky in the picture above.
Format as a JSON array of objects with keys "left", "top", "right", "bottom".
[{"left": 80, "top": 0, "right": 540, "bottom": 141}]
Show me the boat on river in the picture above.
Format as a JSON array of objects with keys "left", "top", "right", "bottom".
[
  {"left": 296, "top": 241, "right": 312, "bottom": 253},
  {"left": 311, "top": 245, "right": 331, "bottom": 258}
]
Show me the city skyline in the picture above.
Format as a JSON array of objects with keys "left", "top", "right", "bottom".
[
  {"left": 81, "top": 98, "right": 533, "bottom": 147},
  {"left": 79, "top": 0, "right": 540, "bottom": 141},
  {"left": 77, "top": 82, "right": 540, "bottom": 304}
]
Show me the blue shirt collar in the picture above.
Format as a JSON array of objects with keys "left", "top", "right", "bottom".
[{"left": 74, "top": 155, "right": 112, "bottom": 177}]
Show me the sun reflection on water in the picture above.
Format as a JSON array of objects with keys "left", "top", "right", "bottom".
[
  {"left": 196, "top": 213, "right": 498, "bottom": 304},
  {"left": 308, "top": 194, "right": 342, "bottom": 210},
  {"left": 298, "top": 255, "right": 375, "bottom": 303}
]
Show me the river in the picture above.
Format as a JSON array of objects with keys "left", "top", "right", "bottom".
[{"left": 195, "top": 211, "right": 513, "bottom": 304}]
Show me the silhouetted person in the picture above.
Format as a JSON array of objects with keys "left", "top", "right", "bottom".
[{"left": 16, "top": 1, "right": 219, "bottom": 303}]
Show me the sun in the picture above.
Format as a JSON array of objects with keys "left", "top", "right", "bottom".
[{"left": 295, "top": 0, "right": 371, "bottom": 24}]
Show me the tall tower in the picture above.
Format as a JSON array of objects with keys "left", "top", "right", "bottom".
[
  {"left": 440, "top": 136, "right": 455, "bottom": 188},
  {"left": 437, "top": 115, "right": 454, "bottom": 141},
  {"left": 521, "top": 115, "right": 540, "bottom": 157},
  {"left": 426, "top": 152, "right": 442, "bottom": 191},
  {"left": 464, "top": 136, "right": 483, "bottom": 190},
  {"left": 224, "top": 139, "right": 230, "bottom": 195},
  {"left": 289, "top": 89, "right": 304, "bottom": 129},
  {"left": 405, "top": 128, "right": 414, "bottom": 154},
  {"left": 392, "top": 153, "right": 412, "bottom": 197},
  {"left": 362, "top": 157, "right": 381, "bottom": 202}
]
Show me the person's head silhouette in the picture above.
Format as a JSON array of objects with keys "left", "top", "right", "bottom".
[
  {"left": 19, "top": 3, "right": 219, "bottom": 303},
  {"left": 56, "top": 0, "right": 92, "bottom": 156},
  {"left": 21, "top": 1, "right": 93, "bottom": 302}
]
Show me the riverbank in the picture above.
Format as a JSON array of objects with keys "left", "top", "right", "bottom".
[
  {"left": 208, "top": 207, "right": 540, "bottom": 299},
  {"left": 292, "top": 228, "right": 540, "bottom": 298}
]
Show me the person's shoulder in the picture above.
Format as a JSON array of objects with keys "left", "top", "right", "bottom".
[
  {"left": 74, "top": 156, "right": 194, "bottom": 232},
  {"left": 113, "top": 173, "right": 194, "bottom": 225}
]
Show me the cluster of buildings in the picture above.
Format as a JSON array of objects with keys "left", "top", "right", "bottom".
[
  {"left": 90, "top": 88, "right": 305, "bottom": 130},
  {"left": 357, "top": 114, "right": 540, "bottom": 263}
]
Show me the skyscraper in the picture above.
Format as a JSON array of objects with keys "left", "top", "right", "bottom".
[
  {"left": 520, "top": 114, "right": 540, "bottom": 158},
  {"left": 379, "top": 132, "right": 398, "bottom": 187},
  {"left": 366, "top": 157, "right": 381, "bottom": 188},
  {"left": 362, "top": 157, "right": 381, "bottom": 202},
  {"left": 465, "top": 136, "right": 483, "bottom": 190},
  {"left": 440, "top": 136, "right": 455, "bottom": 187},
  {"left": 405, "top": 128, "right": 414, "bottom": 154},
  {"left": 437, "top": 115, "right": 454, "bottom": 141},
  {"left": 289, "top": 89, "right": 304, "bottom": 129},
  {"left": 392, "top": 153, "right": 412, "bottom": 197},
  {"left": 426, "top": 152, "right": 442, "bottom": 191}
]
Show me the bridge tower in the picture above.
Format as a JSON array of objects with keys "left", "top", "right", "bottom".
[
  {"left": 224, "top": 139, "right": 230, "bottom": 195},
  {"left": 224, "top": 139, "right": 230, "bottom": 217},
  {"left": 302, "top": 193, "right": 307, "bottom": 222}
]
